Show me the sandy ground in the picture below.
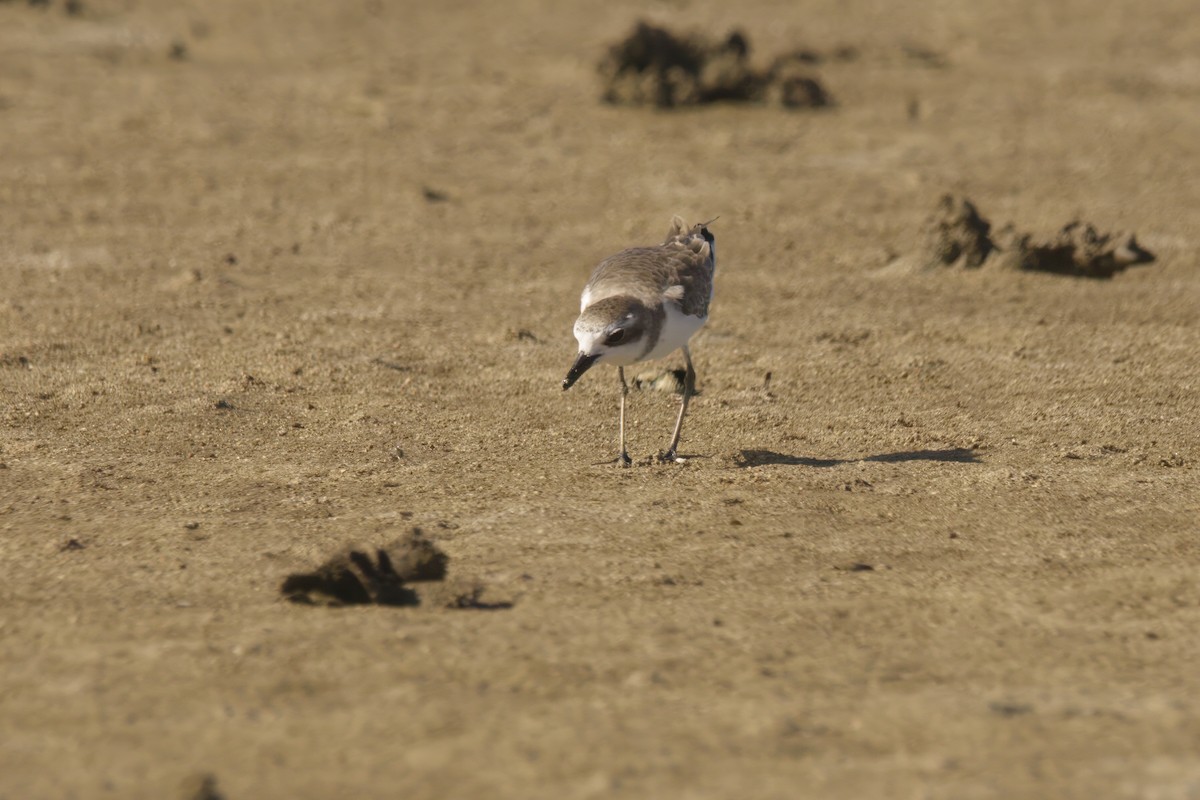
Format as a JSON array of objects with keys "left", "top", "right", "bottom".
[{"left": 2, "top": 1, "right": 1199, "bottom": 797}]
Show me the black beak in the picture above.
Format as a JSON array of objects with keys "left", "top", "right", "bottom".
[{"left": 562, "top": 352, "right": 599, "bottom": 390}]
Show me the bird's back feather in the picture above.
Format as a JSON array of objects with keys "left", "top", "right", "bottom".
[{"left": 582, "top": 220, "right": 715, "bottom": 318}]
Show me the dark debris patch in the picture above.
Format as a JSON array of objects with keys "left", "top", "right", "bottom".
[
  {"left": 370, "top": 357, "right": 410, "bottom": 372},
  {"left": 920, "top": 194, "right": 1156, "bottom": 279},
  {"left": 444, "top": 585, "right": 515, "bottom": 611},
  {"left": 281, "top": 528, "right": 444, "bottom": 606},
  {"left": 281, "top": 528, "right": 510, "bottom": 611},
  {"left": 0, "top": 354, "right": 32, "bottom": 369},
  {"left": 281, "top": 546, "right": 419, "bottom": 607},
  {"left": 989, "top": 701, "right": 1034, "bottom": 717},
  {"left": 599, "top": 21, "right": 831, "bottom": 110},
  {"left": 995, "top": 221, "right": 1155, "bottom": 279},
  {"left": 508, "top": 328, "right": 540, "bottom": 343}
]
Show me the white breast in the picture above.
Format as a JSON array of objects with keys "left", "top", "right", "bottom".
[{"left": 643, "top": 301, "right": 705, "bottom": 361}]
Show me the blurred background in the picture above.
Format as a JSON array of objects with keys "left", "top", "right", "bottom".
[{"left": 2, "top": 1, "right": 1198, "bottom": 797}]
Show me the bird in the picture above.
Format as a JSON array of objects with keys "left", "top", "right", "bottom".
[{"left": 562, "top": 216, "right": 716, "bottom": 465}]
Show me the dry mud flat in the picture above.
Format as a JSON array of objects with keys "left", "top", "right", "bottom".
[{"left": 2, "top": 1, "right": 1200, "bottom": 799}]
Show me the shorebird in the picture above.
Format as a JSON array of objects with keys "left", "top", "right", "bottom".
[{"left": 562, "top": 216, "right": 716, "bottom": 465}]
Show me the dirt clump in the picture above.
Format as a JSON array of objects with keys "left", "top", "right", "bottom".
[
  {"left": 599, "top": 21, "right": 830, "bottom": 109},
  {"left": 281, "top": 528, "right": 509, "bottom": 610},
  {"left": 424, "top": 582, "right": 515, "bottom": 610},
  {"left": 382, "top": 528, "right": 449, "bottom": 582},
  {"left": 920, "top": 195, "right": 1155, "bottom": 278},
  {"left": 994, "top": 221, "right": 1156, "bottom": 279},
  {"left": 921, "top": 194, "right": 995, "bottom": 269},
  {"left": 281, "top": 528, "right": 446, "bottom": 607}
]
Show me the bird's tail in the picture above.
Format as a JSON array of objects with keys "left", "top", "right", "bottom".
[{"left": 665, "top": 215, "right": 718, "bottom": 262}]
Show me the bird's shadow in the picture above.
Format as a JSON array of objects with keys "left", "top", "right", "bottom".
[{"left": 737, "top": 447, "right": 981, "bottom": 468}]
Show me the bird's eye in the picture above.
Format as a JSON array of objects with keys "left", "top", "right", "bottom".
[{"left": 605, "top": 329, "right": 625, "bottom": 346}]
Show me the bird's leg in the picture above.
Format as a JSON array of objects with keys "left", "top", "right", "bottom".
[
  {"left": 661, "top": 346, "right": 695, "bottom": 463},
  {"left": 617, "top": 367, "right": 632, "bottom": 466}
]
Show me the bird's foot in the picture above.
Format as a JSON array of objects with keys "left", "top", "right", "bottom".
[
  {"left": 591, "top": 452, "right": 633, "bottom": 467},
  {"left": 657, "top": 449, "right": 685, "bottom": 464}
]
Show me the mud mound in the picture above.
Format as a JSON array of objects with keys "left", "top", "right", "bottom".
[
  {"left": 995, "top": 221, "right": 1156, "bottom": 279},
  {"left": 280, "top": 527, "right": 503, "bottom": 609},
  {"left": 919, "top": 195, "right": 1155, "bottom": 278},
  {"left": 921, "top": 194, "right": 995, "bottom": 269},
  {"left": 599, "top": 21, "right": 830, "bottom": 109}
]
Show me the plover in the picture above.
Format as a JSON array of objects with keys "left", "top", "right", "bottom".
[{"left": 562, "top": 216, "right": 716, "bottom": 465}]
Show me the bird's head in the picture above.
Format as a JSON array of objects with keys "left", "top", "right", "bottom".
[{"left": 562, "top": 296, "right": 652, "bottom": 390}]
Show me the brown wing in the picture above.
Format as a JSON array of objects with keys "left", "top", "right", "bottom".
[{"left": 584, "top": 227, "right": 715, "bottom": 318}]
